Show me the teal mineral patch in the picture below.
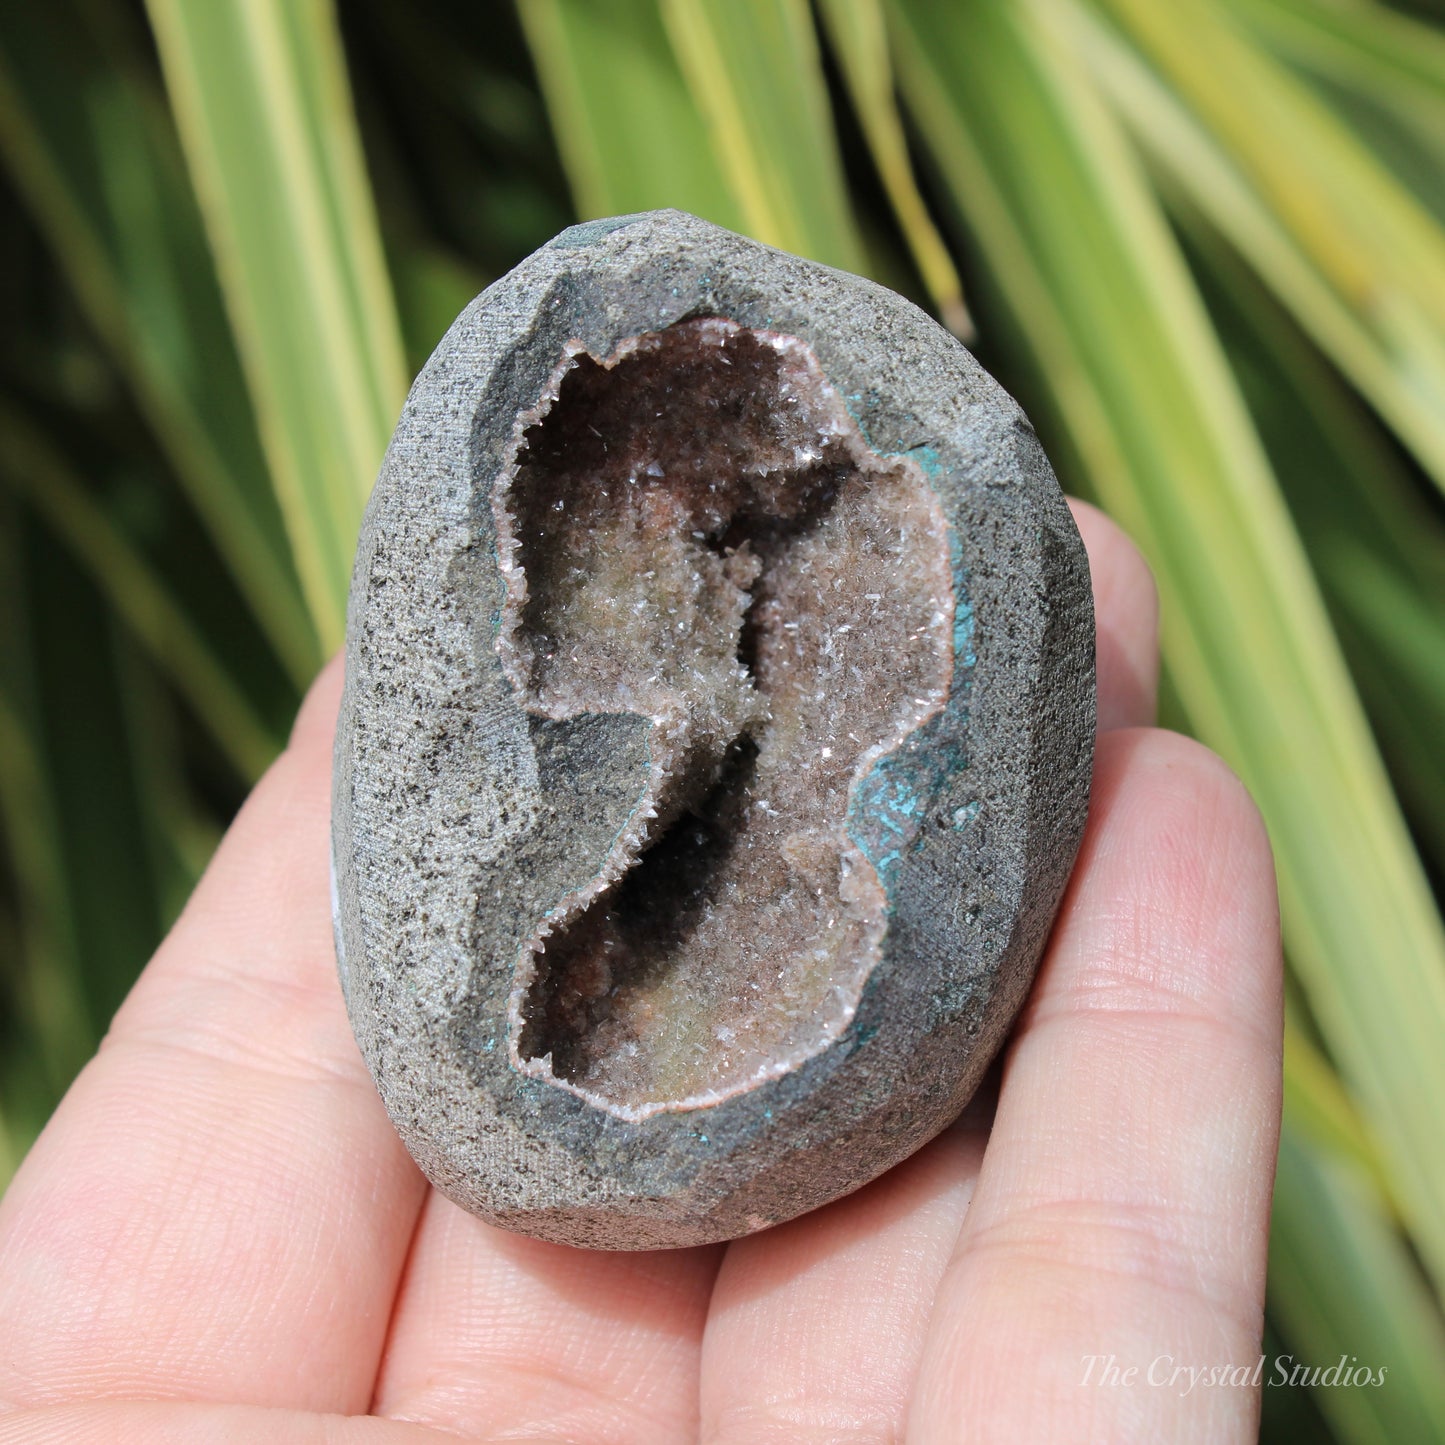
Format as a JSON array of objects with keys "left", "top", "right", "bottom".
[
  {"left": 548, "top": 215, "right": 641, "bottom": 249},
  {"left": 847, "top": 503, "right": 975, "bottom": 896}
]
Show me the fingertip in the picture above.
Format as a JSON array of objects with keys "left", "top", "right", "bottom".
[
  {"left": 1055, "top": 726, "right": 1281, "bottom": 1033},
  {"left": 289, "top": 652, "right": 346, "bottom": 754},
  {"left": 1067, "top": 500, "right": 1159, "bottom": 731},
  {"left": 1092, "top": 726, "right": 1266, "bottom": 851},
  {"left": 905, "top": 724, "right": 1282, "bottom": 1443},
  {"left": 1094, "top": 728, "right": 1276, "bottom": 937}
]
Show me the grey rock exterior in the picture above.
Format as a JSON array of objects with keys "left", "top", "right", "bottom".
[{"left": 332, "top": 210, "right": 1095, "bottom": 1249}]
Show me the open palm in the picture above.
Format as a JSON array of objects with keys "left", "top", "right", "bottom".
[{"left": 0, "top": 503, "right": 1282, "bottom": 1445}]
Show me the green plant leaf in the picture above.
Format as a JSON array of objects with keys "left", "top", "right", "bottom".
[
  {"left": 143, "top": 0, "right": 409, "bottom": 649},
  {"left": 0, "top": 505, "right": 172, "bottom": 1177},
  {"left": 0, "top": 687, "right": 86, "bottom": 1185},
  {"left": 0, "top": 684, "right": 88, "bottom": 1119},
  {"left": 1083, "top": 0, "right": 1445, "bottom": 501},
  {"left": 518, "top": 0, "right": 743, "bottom": 228},
  {"left": 1283, "top": 1004, "right": 1393, "bottom": 1214},
  {"left": 0, "top": 3, "right": 318, "bottom": 685},
  {"left": 0, "top": 405, "right": 281, "bottom": 783},
  {"left": 1184, "top": 217, "right": 1445, "bottom": 869},
  {"left": 1225, "top": 0, "right": 1445, "bottom": 195},
  {"left": 815, "top": 0, "right": 971, "bottom": 336},
  {"left": 658, "top": 0, "right": 866, "bottom": 270},
  {"left": 890, "top": 0, "right": 1445, "bottom": 1302},
  {"left": 113, "top": 638, "right": 219, "bottom": 925},
  {"left": 1272, "top": 1114, "right": 1445, "bottom": 1443}
]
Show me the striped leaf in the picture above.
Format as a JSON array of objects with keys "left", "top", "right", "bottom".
[
  {"left": 143, "top": 0, "right": 408, "bottom": 647},
  {"left": 0, "top": 3, "right": 317, "bottom": 684},
  {"left": 658, "top": 0, "right": 866, "bottom": 271}
]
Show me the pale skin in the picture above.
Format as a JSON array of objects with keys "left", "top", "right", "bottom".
[{"left": 0, "top": 502, "right": 1283, "bottom": 1444}]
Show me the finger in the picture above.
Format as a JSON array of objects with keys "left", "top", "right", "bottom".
[
  {"left": 0, "top": 1402, "right": 461, "bottom": 1445},
  {"left": 908, "top": 729, "right": 1283, "bottom": 1443},
  {"left": 373, "top": 1195, "right": 719, "bottom": 1444},
  {"left": 1068, "top": 499, "right": 1159, "bottom": 730},
  {"left": 696, "top": 1102, "right": 989, "bottom": 1445},
  {"left": 0, "top": 657, "right": 428, "bottom": 1414},
  {"left": 684, "top": 499, "right": 1149, "bottom": 1439},
  {"left": 370, "top": 498, "right": 1156, "bottom": 1436}
]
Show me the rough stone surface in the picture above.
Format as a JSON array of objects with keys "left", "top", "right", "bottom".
[{"left": 332, "top": 210, "right": 1095, "bottom": 1250}]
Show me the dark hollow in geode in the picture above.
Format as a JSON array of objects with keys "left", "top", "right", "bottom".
[
  {"left": 333, "top": 210, "right": 1095, "bottom": 1249},
  {"left": 500, "top": 318, "right": 954, "bottom": 1118}
]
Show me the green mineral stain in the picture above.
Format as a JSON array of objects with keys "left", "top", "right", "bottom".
[
  {"left": 846, "top": 447, "right": 975, "bottom": 898},
  {"left": 548, "top": 215, "right": 641, "bottom": 249}
]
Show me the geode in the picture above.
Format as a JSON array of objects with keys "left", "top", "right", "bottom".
[{"left": 332, "top": 210, "right": 1094, "bottom": 1250}]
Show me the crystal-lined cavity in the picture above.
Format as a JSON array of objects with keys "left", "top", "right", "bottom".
[{"left": 495, "top": 318, "right": 954, "bottom": 1116}]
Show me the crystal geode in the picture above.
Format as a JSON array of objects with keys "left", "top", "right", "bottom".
[{"left": 332, "top": 211, "right": 1095, "bottom": 1249}]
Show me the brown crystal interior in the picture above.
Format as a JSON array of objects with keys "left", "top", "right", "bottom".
[{"left": 496, "top": 318, "right": 954, "bottom": 1117}]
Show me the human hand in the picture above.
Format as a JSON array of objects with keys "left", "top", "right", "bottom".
[{"left": 0, "top": 501, "right": 1282, "bottom": 1444}]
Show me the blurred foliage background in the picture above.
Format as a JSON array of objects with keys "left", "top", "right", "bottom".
[{"left": 1, "top": 0, "right": 1443, "bottom": 1438}]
